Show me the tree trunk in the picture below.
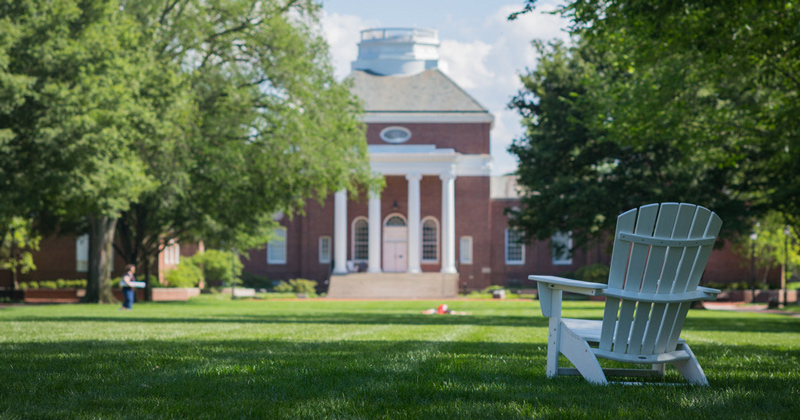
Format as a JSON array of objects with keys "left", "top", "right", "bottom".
[
  {"left": 83, "top": 214, "right": 118, "bottom": 303},
  {"left": 10, "top": 227, "right": 19, "bottom": 291},
  {"left": 143, "top": 250, "right": 152, "bottom": 301}
]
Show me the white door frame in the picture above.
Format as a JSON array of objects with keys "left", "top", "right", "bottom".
[{"left": 383, "top": 213, "right": 408, "bottom": 273}]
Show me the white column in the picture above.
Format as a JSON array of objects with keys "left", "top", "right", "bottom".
[
  {"left": 367, "top": 189, "right": 382, "bottom": 273},
  {"left": 333, "top": 189, "right": 348, "bottom": 275},
  {"left": 440, "top": 171, "right": 457, "bottom": 273},
  {"left": 406, "top": 173, "right": 422, "bottom": 274}
]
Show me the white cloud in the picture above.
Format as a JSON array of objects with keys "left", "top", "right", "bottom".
[
  {"left": 438, "top": 40, "right": 494, "bottom": 90},
  {"left": 321, "top": 12, "right": 380, "bottom": 80},
  {"left": 319, "top": 4, "right": 570, "bottom": 175}
]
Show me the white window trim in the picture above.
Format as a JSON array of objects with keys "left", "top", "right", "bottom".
[
  {"left": 351, "top": 216, "right": 369, "bottom": 262},
  {"left": 267, "top": 226, "right": 287, "bottom": 265},
  {"left": 319, "top": 236, "right": 332, "bottom": 264},
  {"left": 76, "top": 234, "right": 89, "bottom": 273},
  {"left": 164, "top": 239, "right": 180, "bottom": 265},
  {"left": 505, "top": 229, "right": 525, "bottom": 265},
  {"left": 551, "top": 231, "right": 573, "bottom": 266},
  {"left": 420, "top": 216, "right": 440, "bottom": 264},
  {"left": 460, "top": 236, "right": 473, "bottom": 265},
  {"left": 379, "top": 126, "right": 412, "bottom": 143}
]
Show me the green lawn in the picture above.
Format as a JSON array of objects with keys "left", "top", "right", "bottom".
[{"left": 1, "top": 296, "right": 798, "bottom": 419}]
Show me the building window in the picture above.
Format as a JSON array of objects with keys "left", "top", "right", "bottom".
[
  {"left": 551, "top": 231, "right": 573, "bottom": 265},
  {"left": 505, "top": 229, "right": 525, "bottom": 265},
  {"left": 164, "top": 239, "right": 180, "bottom": 265},
  {"left": 352, "top": 217, "right": 369, "bottom": 261},
  {"left": 421, "top": 217, "right": 439, "bottom": 263},
  {"left": 460, "top": 236, "right": 473, "bottom": 265},
  {"left": 267, "top": 226, "right": 287, "bottom": 264},
  {"left": 76, "top": 234, "right": 89, "bottom": 272},
  {"left": 319, "top": 236, "right": 331, "bottom": 264},
  {"left": 385, "top": 216, "right": 406, "bottom": 226},
  {"left": 379, "top": 126, "right": 411, "bottom": 143}
]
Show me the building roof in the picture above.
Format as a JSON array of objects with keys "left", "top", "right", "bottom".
[{"left": 349, "top": 69, "right": 489, "bottom": 114}]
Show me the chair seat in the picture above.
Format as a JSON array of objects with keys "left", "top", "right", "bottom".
[{"left": 562, "top": 318, "right": 690, "bottom": 364}]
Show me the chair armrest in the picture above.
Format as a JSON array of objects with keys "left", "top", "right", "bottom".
[
  {"left": 529, "top": 275, "right": 607, "bottom": 296},
  {"left": 697, "top": 286, "right": 721, "bottom": 301},
  {"left": 531, "top": 275, "right": 608, "bottom": 318}
]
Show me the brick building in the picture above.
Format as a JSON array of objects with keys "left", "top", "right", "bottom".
[
  {"left": 0, "top": 28, "right": 759, "bottom": 297},
  {"left": 241, "top": 28, "right": 612, "bottom": 297}
]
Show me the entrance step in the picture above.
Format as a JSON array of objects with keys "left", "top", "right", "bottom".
[{"left": 326, "top": 272, "right": 459, "bottom": 299}]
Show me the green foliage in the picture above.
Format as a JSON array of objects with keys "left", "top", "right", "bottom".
[
  {"left": 0, "top": 218, "right": 41, "bottom": 279},
  {"left": 574, "top": 264, "right": 610, "bottom": 284},
  {"left": 190, "top": 250, "right": 243, "bottom": 287},
  {"left": 508, "top": 1, "right": 800, "bottom": 245},
  {"left": 480, "top": 285, "right": 506, "bottom": 293},
  {"left": 240, "top": 272, "right": 271, "bottom": 290},
  {"left": 273, "top": 279, "right": 318, "bottom": 295},
  {"left": 164, "top": 262, "right": 203, "bottom": 288},
  {"left": 38, "top": 281, "right": 57, "bottom": 290},
  {"left": 733, "top": 212, "right": 800, "bottom": 285}
]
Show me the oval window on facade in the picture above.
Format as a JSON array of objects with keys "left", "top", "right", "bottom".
[{"left": 379, "top": 126, "right": 411, "bottom": 143}]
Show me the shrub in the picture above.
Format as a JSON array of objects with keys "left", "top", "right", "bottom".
[
  {"left": 165, "top": 261, "right": 203, "bottom": 288},
  {"left": 27, "top": 281, "right": 38, "bottom": 289},
  {"left": 480, "top": 285, "right": 505, "bottom": 293},
  {"left": 241, "top": 271, "right": 271, "bottom": 290},
  {"left": 274, "top": 279, "right": 318, "bottom": 295},
  {"left": 575, "top": 264, "right": 610, "bottom": 284},
  {"left": 56, "top": 279, "right": 67, "bottom": 289},
  {"left": 273, "top": 281, "right": 294, "bottom": 293},
  {"left": 190, "top": 250, "right": 243, "bottom": 287},
  {"left": 39, "top": 281, "right": 57, "bottom": 289},
  {"left": 19, "top": 282, "right": 28, "bottom": 290}
]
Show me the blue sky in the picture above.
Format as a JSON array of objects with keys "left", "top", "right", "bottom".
[{"left": 319, "top": 1, "right": 570, "bottom": 175}]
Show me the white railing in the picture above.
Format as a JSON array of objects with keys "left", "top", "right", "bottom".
[{"left": 360, "top": 28, "right": 438, "bottom": 43}]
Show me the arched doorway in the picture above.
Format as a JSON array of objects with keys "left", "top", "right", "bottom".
[{"left": 383, "top": 214, "right": 407, "bottom": 272}]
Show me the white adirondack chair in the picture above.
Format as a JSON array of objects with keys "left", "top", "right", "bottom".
[{"left": 530, "top": 203, "right": 722, "bottom": 385}]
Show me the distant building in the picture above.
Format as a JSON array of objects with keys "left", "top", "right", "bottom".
[
  {"left": 241, "top": 28, "right": 611, "bottom": 298},
  {"left": 0, "top": 28, "right": 756, "bottom": 297}
]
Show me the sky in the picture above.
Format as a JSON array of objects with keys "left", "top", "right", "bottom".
[{"left": 319, "top": 0, "right": 570, "bottom": 175}]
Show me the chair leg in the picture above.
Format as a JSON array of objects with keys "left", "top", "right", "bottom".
[
  {"left": 559, "top": 325, "right": 608, "bottom": 385},
  {"left": 670, "top": 343, "right": 709, "bottom": 386},
  {"left": 652, "top": 363, "right": 666, "bottom": 377},
  {"left": 546, "top": 315, "right": 560, "bottom": 378}
]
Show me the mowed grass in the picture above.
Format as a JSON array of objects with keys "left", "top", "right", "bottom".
[{"left": 1, "top": 296, "right": 799, "bottom": 419}]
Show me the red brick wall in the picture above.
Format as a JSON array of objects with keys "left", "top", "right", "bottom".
[
  {"left": 488, "top": 199, "right": 612, "bottom": 291},
  {"left": 366, "top": 123, "right": 491, "bottom": 155}
]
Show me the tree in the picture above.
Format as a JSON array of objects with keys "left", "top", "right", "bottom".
[
  {"left": 2, "top": 0, "right": 372, "bottom": 302},
  {"left": 508, "top": 1, "right": 798, "bottom": 246},
  {"left": 1, "top": 0, "right": 164, "bottom": 302},
  {"left": 0, "top": 218, "right": 41, "bottom": 290},
  {"left": 113, "top": 0, "right": 372, "bottom": 297},
  {"left": 734, "top": 212, "right": 800, "bottom": 286}
]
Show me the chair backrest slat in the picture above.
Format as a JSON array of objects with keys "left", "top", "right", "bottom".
[
  {"left": 601, "top": 203, "right": 721, "bottom": 357},
  {"left": 627, "top": 203, "right": 680, "bottom": 354},
  {"left": 654, "top": 207, "right": 711, "bottom": 353},
  {"left": 612, "top": 204, "right": 659, "bottom": 353},
  {"left": 599, "top": 208, "right": 637, "bottom": 351},
  {"left": 663, "top": 210, "right": 723, "bottom": 351}
]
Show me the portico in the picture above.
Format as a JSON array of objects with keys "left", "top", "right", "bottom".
[{"left": 332, "top": 145, "right": 490, "bottom": 276}]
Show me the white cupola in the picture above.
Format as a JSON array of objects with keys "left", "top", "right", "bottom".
[{"left": 351, "top": 28, "right": 440, "bottom": 76}]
